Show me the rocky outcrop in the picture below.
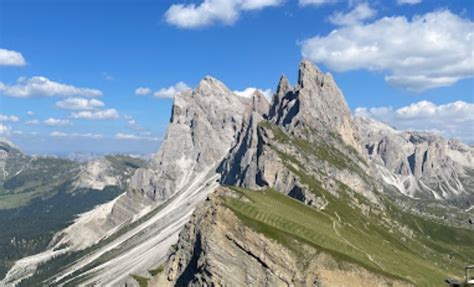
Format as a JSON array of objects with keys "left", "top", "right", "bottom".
[
  {"left": 221, "top": 61, "right": 377, "bottom": 204},
  {"left": 151, "top": 188, "right": 411, "bottom": 287},
  {"left": 73, "top": 158, "right": 121, "bottom": 190},
  {"left": 270, "top": 60, "right": 362, "bottom": 153},
  {"left": 129, "top": 76, "right": 250, "bottom": 202},
  {"left": 356, "top": 116, "right": 474, "bottom": 202}
]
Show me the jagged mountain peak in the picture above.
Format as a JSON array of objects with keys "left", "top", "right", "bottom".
[
  {"left": 249, "top": 89, "right": 270, "bottom": 116},
  {"left": 269, "top": 75, "right": 292, "bottom": 119},
  {"left": 297, "top": 59, "right": 322, "bottom": 88},
  {"left": 195, "top": 75, "right": 233, "bottom": 98},
  {"left": 276, "top": 74, "right": 292, "bottom": 95},
  {"left": 269, "top": 60, "right": 361, "bottom": 152}
]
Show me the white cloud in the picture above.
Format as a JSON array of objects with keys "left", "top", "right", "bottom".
[
  {"left": 234, "top": 87, "right": 272, "bottom": 100},
  {"left": 355, "top": 100, "right": 474, "bottom": 143},
  {"left": 71, "top": 109, "right": 120, "bottom": 120},
  {"left": 0, "top": 76, "right": 102, "bottom": 98},
  {"left": 0, "top": 114, "right": 20, "bottom": 122},
  {"left": 397, "top": 0, "right": 421, "bottom": 5},
  {"left": 154, "top": 82, "right": 190, "bottom": 98},
  {"left": 71, "top": 133, "right": 103, "bottom": 139},
  {"left": 25, "top": 119, "right": 40, "bottom": 125},
  {"left": 301, "top": 10, "right": 474, "bottom": 91},
  {"left": 127, "top": 119, "right": 143, "bottom": 131},
  {"left": 115, "top": 133, "right": 160, "bottom": 141},
  {"left": 44, "top": 118, "right": 71, "bottom": 126},
  {"left": 329, "top": 3, "right": 376, "bottom": 26},
  {"left": 0, "top": 48, "right": 26, "bottom": 66},
  {"left": 165, "top": 0, "right": 282, "bottom": 29},
  {"left": 135, "top": 87, "right": 152, "bottom": 95},
  {"left": 0, "top": 124, "right": 10, "bottom": 135},
  {"left": 56, "top": 97, "right": 105, "bottom": 110},
  {"left": 299, "top": 0, "right": 337, "bottom": 6},
  {"left": 27, "top": 111, "right": 34, "bottom": 116},
  {"left": 50, "top": 131, "right": 68, "bottom": 137},
  {"left": 50, "top": 131, "right": 103, "bottom": 139}
]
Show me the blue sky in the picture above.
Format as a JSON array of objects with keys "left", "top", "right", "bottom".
[{"left": 0, "top": 0, "right": 473, "bottom": 155}]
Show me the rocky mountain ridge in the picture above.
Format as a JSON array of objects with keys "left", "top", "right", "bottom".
[
  {"left": 152, "top": 61, "right": 473, "bottom": 287},
  {"left": 2, "top": 60, "right": 473, "bottom": 286},
  {"left": 356, "top": 116, "right": 474, "bottom": 204}
]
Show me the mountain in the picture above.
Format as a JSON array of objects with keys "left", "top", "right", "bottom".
[
  {"left": 3, "top": 61, "right": 473, "bottom": 286},
  {"left": 355, "top": 116, "right": 474, "bottom": 204},
  {"left": 2, "top": 76, "right": 254, "bottom": 286},
  {"left": 0, "top": 139, "right": 30, "bottom": 183},
  {"left": 0, "top": 144, "right": 145, "bottom": 282},
  {"left": 151, "top": 62, "right": 473, "bottom": 286}
]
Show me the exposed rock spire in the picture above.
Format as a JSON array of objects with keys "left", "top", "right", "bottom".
[{"left": 269, "top": 60, "right": 362, "bottom": 153}]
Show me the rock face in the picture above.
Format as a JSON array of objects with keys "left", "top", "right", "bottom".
[
  {"left": 61, "top": 75, "right": 251, "bottom": 252},
  {"left": 2, "top": 77, "right": 258, "bottom": 286},
  {"left": 129, "top": 76, "right": 250, "bottom": 202},
  {"left": 355, "top": 116, "right": 474, "bottom": 202},
  {"left": 151, "top": 188, "right": 410, "bottom": 287},
  {"left": 0, "top": 139, "right": 30, "bottom": 181},
  {"left": 73, "top": 158, "right": 121, "bottom": 190},
  {"left": 270, "top": 60, "right": 362, "bottom": 153},
  {"left": 221, "top": 60, "right": 377, "bottom": 204}
]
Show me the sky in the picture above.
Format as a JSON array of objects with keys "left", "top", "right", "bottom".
[{"left": 0, "top": 0, "right": 473, "bottom": 155}]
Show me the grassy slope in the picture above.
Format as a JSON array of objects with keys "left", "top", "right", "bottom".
[
  {"left": 223, "top": 122, "right": 473, "bottom": 286},
  {"left": 224, "top": 187, "right": 473, "bottom": 286},
  {"left": 0, "top": 158, "right": 79, "bottom": 209}
]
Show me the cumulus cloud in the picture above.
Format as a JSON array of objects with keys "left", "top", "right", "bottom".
[
  {"left": 154, "top": 82, "right": 190, "bottom": 98},
  {"left": 0, "top": 76, "right": 102, "bottom": 98},
  {"left": 234, "top": 87, "right": 272, "bottom": 100},
  {"left": 135, "top": 87, "right": 152, "bottom": 95},
  {"left": 56, "top": 97, "right": 105, "bottom": 110},
  {"left": 44, "top": 118, "right": 71, "bottom": 126},
  {"left": 329, "top": 3, "right": 376, "bottom": 26},
  {"left": 397, "top": 0, "right": 421, "bottom": 5},
  {"left": 355, "top": 100, "right": 474, "bottom": 143},
  {"left": 0, "top": 48, "right": 26, "bottom": 66},
  {"left": 299, "top": 0, "right": 337, "bottom": 6},
  {"left": 50, "top": 131, "right": 103, "bottom": 139},
  {"left": 0, "top": 124, "right": 11, "bottom": 135},
  {"left": 115, "top": 133, "right": 160, "bottom": 141},
  {"left": 301, "top": 10, "right": 474, "bottom": 91},
  {"left": 0, "top": 114, "right": 20, "bottom": 122},
  {"left": 165, "top": 0, "right": 282, "bottom": 29},
  {"left": 71, "top": 109, "right": 120, "bottom": 120}
]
